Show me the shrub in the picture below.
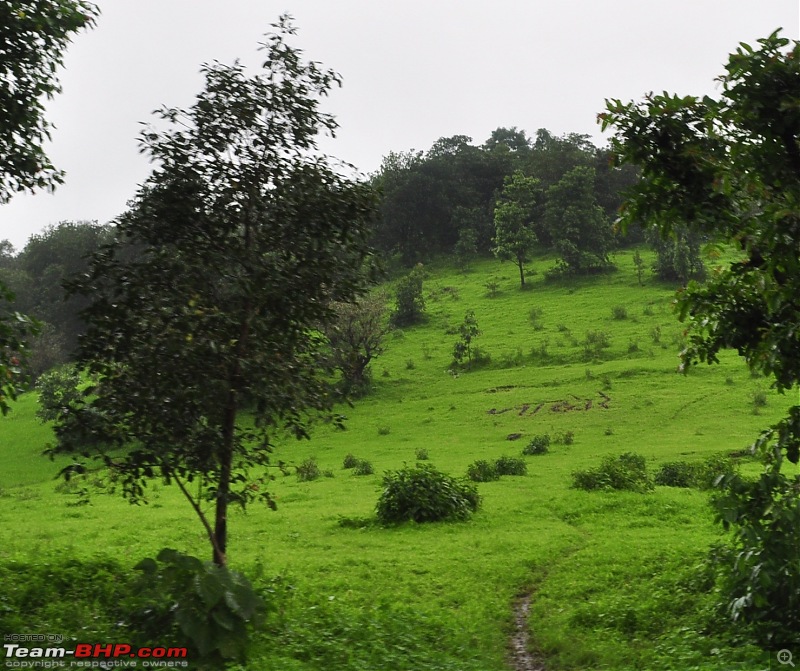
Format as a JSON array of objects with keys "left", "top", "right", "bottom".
[
  {"left": 572, "top": 452, "right": 653, "bottom": 493},
  {"left": 376, "top": 463, "right": 480, "bottom": 524},
  {"left": 405, "top": 359, "right": 415, "bottom": 370},
  {"left": 583, "top": 330, "right": 612, "bottom": 360},
  {"left": 695, "top": 453, "right": 735, "bottom": 490},
  {"left": 611, "top": 305, "right": 628, "bottom": 320},
  {"left": 35, "top": 363, "right": 82, "bottom": 423},
  {"left": 342, "top": 453, "right": 359, "bottom": 469},
  {"left": 377, "top": 426, "right": 391, "bottom": 436},
  {"left": 415, "top": 448, "right": 429, "bottom": 461},
  {"left": 752, "top": 389, "right": 768, "bottom": 407},
  {"left": 296, "top": 457, "right": 321, "bottom": 482},
  {"left": 484, "top": 279, "right": 500, "bottom": 298},
  {"left": 352, "top": 459, "right": 374, "bottom": 476},
  {"left": 466, "top": 459, "right": 500, "bottom": 482},
  {"left": 494, "top": 456, "right": 528, "bottom": 476},
  {"left": 133, "top": 548, "right": 265, "bottom": 662},
  {"left": 554, "top": 430, "right": 575, "bottom": 445},
  {"left": 654, "top": 461, "right": 698, "bottom": 488},
  {"left": 523, "top": 434, "right": 550, "bottom": 455}
]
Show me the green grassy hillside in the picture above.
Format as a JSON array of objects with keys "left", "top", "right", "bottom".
[{"left": 1, "top": 249, "right": 795, "bottom": 670}]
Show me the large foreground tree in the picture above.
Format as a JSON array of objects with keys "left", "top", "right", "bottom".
[
  {"left": 601, "top": 31, "right": 800, "bottom": 645},
  {"left": 53, "top": 16, "right": 378, "bottom": 567}
]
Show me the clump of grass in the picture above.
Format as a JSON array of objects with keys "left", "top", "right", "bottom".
[
  {"left": 611, "top": 305, "right": 628, "bottom": 320},
  {"left": 377, "top": 426, "right": 391, "bottom": 436},
  {"left": 405, "top": 359, "right": 415, "bottom": 370},
  {"left": 523, "top": 434, "right": 550, "bottom": 455},
  {"left": 296, "top": 457, "right": 321, "bottom": 482},
  {"left": 572, "top": 452, "right": 653, "bottom": 493}
]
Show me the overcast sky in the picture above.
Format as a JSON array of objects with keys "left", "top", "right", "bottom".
[{"left": 2, "top": 0, "right": 798, "bottom": 250}]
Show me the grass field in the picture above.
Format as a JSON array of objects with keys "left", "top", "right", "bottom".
[{"left": 1, "top": 248, "right": 797, "bottom": 670}]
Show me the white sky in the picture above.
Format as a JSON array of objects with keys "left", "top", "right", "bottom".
[{"left": 2, "top": 0, "right": 798, "bottom": 251}]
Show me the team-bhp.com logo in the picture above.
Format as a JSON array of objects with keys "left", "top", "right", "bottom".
[{"left": 3, "top": 642, "right": 188, "bottom": 668}]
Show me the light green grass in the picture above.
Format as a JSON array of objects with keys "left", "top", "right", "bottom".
[{"left": 1, "top": 249, "right": 796, "bottom": 670}]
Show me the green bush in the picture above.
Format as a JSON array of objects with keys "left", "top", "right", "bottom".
[
  {"left": 391, "top": 266, "right": 426, "bottom": 327},
  {"left": 352, "top": 459, "right": 374, "bottom": 476},
  {"left": 611, "top": 305, "right": 628, "bottom": 320},
  {"left": 415, "top": 448, "right": 429, "bottom": 461},
  {"left": 296, "top": 457, "right": 321, "bottom": 482},
  {"left": 554, "top": 430, "right": 575, "bottom": 446},
  {"left": 572, "top": 452, "right": 653, "bottom": 493},
  {"left": 376, "top": 463, "right": 480, "bottom": 524},
  {"left": 523, "top": 434, "right": 550, "bottom": 455},
  {"left": 494, "top": 456, "right": 528, "bottom": 476},
  {"left": 342, "top": 453, "right": 359, "bottom": 469},
  {"left": 465, "top": 459, "right": 500, "bottom": 482},
  {"left": 654, "top": 461, "right": 698, "bottom": 488},
  {"left": 35, "top": 363, "right": 82, "bottom": 423}
]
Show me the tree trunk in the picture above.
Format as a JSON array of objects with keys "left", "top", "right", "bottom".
[
  {"left": 213, "top": 398, "right": 236, "bottom": 567},
  {"left": 518, "top": 258, "right": 526, "bottom": 288}
]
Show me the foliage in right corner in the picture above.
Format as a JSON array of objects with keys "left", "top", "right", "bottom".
[{"left": 600, "top": 30, "right": 800, "bottom": 646}]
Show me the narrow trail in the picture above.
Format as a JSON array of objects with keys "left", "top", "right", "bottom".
[{"left": 508, "top": 593, "right": 546, "bottom": 671}]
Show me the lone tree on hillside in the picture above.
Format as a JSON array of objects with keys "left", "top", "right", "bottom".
[
  {"left": 51, "top": 16, "right": 378, "bottom": 568},
  {"left": 600, "top": 30, "right": 800, "bottom": 645},
  {"left": 325, "top": 293, "right": 390, "bottom": 396},
  {"left": 493, "top": 170, "right": 540, "bottom": 288},
  {"left": 0, "top": 0, "right": 98, "bottom": 413}
]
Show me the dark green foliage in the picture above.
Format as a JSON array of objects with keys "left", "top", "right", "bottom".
[
  {"left": 572, "top": 452, "right": 654, "bottom": 493},
  {"left": 134, "top": 548, "right": 265, "bottom": 662},
  {"left": 493, "top": 456, "right": 528, "bottom": 476},
  {"left": 391, "top": 266, "right": 426, "bottom": 326},
  {"left": 544, "top": 166, "right": 614, "bottom": 274},
  {"left": 523, "top": 434, "right": 550, "bottom": 455},
  {"left": 376, "top": 463, "right": 480, "bottom": 524},
  {"left": 352, "top": 459, "right": 374, "bottom": 476},
  {"left": 0, "top": 1, "right": 98, "bottom": 201},
  {"left": 415, "top": 448, "right": 429, "bottom": 461},
  {"left": 646, "top": 225, "right": 706, "bottom": 284},
  {"left": 465, "top": 459, "right": 500, "bottom": 482},
  {"left": 35, "top": 363, "right": 81, "bottom": 423},
  {"left": 653, "top": 461, "right": 698, "bottom": 488},
  {"left": 342, "top": 453, "right": 359, "bottom": 469},
  {"left": 493, "top": 170, "right": 540, "bottom": 288},
  {"left": 0, "top": 282, "right": 38, "bottom": 415},
  {"left": 296, "top": 458, "right": 321, "bottom": 482},
  {"left": 710, "top": 470, "right": 800, "bottom": 647}
]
